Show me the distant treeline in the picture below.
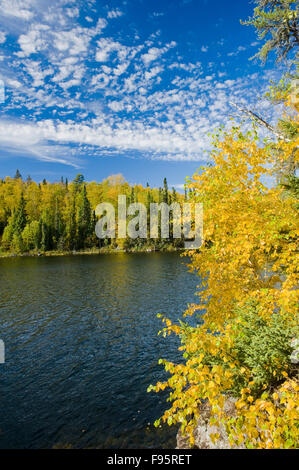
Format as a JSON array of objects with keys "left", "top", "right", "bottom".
[{"left": 0, "top": 170, "right": 190, "bottom": 254}]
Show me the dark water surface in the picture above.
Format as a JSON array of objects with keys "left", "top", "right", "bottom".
[{"left": 0, "top": 253, "right": 198, "bottom": 449}]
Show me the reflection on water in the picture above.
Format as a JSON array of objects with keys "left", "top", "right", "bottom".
[{"left": 0, "top": 253, "right": 198, "bottom": 449}]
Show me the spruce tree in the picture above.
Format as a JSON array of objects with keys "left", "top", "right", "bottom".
[
  {"left": 14, "top": 169, "right": 22, "bottom": 180},
  {"left": 172, "top": 187, "right": 177, "bottom": 202},
  {"left": 41, "top": 221, "right": 48, "bottom": 252},
  {"left": 78, "top": 185, "right": 91, "bottom": 248},
  {"left": 242, "top": 0, "right": 298, "bottom": 63},
  {"left": 130, "top": 187, "right": 135, "bottom": 204},
  {"left": 163, "top": 177, "right": 169, "bottom": 204},
  {"left": 67, "top": 198, "right": 77, "bottom": 250},
  {"left": 12, "top": 193, "right": 27, "bottom": 235},
  {"left": 158, "top": 187, "right": 163, "bottom": 204},
  {"left": 73, "top": 174, "right": 84, "bottom": 194},
  {"left": 54, "top": 198, "right": 63, "bottom": 247}
]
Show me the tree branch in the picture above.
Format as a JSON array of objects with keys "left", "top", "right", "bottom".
[{"left": 229, "top": 101, "right": 291, "bottom": 142}]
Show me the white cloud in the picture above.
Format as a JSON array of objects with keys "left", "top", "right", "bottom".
[
  {"left": 114, "top": 62, "right": 129, "bottom": 76},
  {"left": 169, "top": 61, "right": 201, "bottom": 72},
  {"left": 144, "top": 66, "right": 163, "bottom": 81},
  {"left": 107, "top": 9, "right": 123, "bottom": 19},
  {"left": 142, "top": 48, "right": 162, "bottom": 65},
  {"left": 95, "top": 18, "right": 107, "bottom": 33},
  {"left": 25, "top": 60, "right": 54, "bottom": 87},
  {"left": 0, "top": 0, "right": 282, "bottom": 166},
  {"left": 6, "top": 78, "right": 22, "bottom": 88},
  {"left": 0, "top": 118, "right": 209, "bottom": 157},
  {"left": 141, "top": 42, "right": 176, "bottom": 66},
  {"left": 108, "top": 101, "right": 125, "bottom": 112},
  {"left": 95, "top": 38, "right": 119, "bottom": 62},
  {"left": 66, "top": 8, "right": 79, "bottom": 18},
  {"left": 51, "top": 60, "right": 84, "bottom": 90},
  {"left": 91, "top": 73, "right": 110, "bottom": 89},
  {"left": 0, "top": 0, "right": 34, "bottom": 21},
  {"left": 228, "top": 45, "right": 247, "bottom": 57},
  {"left": 53, "top": 27, "right": 92, "bottom": 55},
  {"left": 17, "top": 24, "right": 49, "bottom": 57},
  {"left": 0, "top": 31, "right": 6, "bottom": 43}
]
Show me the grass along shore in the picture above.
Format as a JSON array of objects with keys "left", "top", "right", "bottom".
[{"left": 0, "top": 244, "right": 184, "bottom": 259}]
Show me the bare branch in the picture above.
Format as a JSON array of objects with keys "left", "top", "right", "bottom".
[{"left": 229, "top": 101, "right": 291, "bottom": 142}]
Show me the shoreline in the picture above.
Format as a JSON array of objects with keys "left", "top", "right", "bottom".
[{"left": 0, "top": 246, "right": 185, "bottom": 259}]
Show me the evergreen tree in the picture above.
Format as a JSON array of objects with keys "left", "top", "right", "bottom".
[
  {"left": 130, "top": 186, "right": 135, "bottom": 204},
  {"left": 0, "top": 174, "right": 185, "bottom": 253},
  {"left": 14, "top": 169, "right": 22, "bottom": 180},
  {"left": 158, "top": 187, "right": 163, "bottom": 204},
  {"left": 78, "top": 185, "right": 91, "bottom": 248},
  {"left": 89, "top": 210, "right": 99, "bottom": 246},
  {"left": 172, "top": 187, "right": 177, "bottom": 202},
  {"left": 242, "top": 0, "right": 298, "bottom": 185},
  {"left": 12, "top": 193, "right": 27, "bottom": 235},
  {"left": 146, "top": 189, "right": 152, "bottom": 239},
  {"left": 163, "top": 177, "right": 169, "bottom": 204},
  {"left": 242, "top": 0, "right": 299, "bottom": 63},
  {"left": 146, "top": 188, "right": 152, "bottom": 210},
  {"left": 40, "top": 221, "right": 49, "bottom": 252},
  {"left": 67, "top": 198, "right": 77, "bottom": 250},
  {"left": 22, "top": 220, "right": 40, "bottom": 251},
  {"left": 73, "top": 174, "right": 84, "bottom": 194},
  {"left": 40, "top": 210, "right": 53, "bottom": 251},
  {"left": 54, "top": 197, "right": 63, "bottom": 247}
]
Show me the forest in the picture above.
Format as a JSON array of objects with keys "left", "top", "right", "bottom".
[{"left": 0, "top": 172, "right": 186, "bottom": 254}]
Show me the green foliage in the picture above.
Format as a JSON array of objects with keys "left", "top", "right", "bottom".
[
  {"left": 1, "top": 221, "right": 14, "bottom": 250},
  {"left": 163, "top": 177, "right": 169, "bottom": 204},
  {"left": 73, "top": 173, "right": 84, "bottom": 189},
  {"left": 242, "top": 0, "right": 299, "bottom": 63},
  {"left": 22, "top": 220, "right": 40, "bottom": 251},
  {"left": 278, "top": 116, "right": 299, "bottom": 139},
  {"left": 77, "top": 185, "right": 92, "bottom": 248},
  {"left": 12, "top": 193, "right": 27, "bottom": 235},
  {"left": 231, "top": 302, "right": 298, "bottom": 396},
  {"left": 178, "top": 300, "right": 298, "bottom": 398},
  {"left": 11, "top": 232, "right": 24, "bottom": 253},
  {"left": 14, "top": 169, "right": 22, "bottom": 180},
  {"left": 0, "top": 173, "right": 184, "bottom": 254},
  {"left": 280, "top": 173, "right": 299, "bottom": 199}
]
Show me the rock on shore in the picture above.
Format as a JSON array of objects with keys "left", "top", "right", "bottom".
[{"left": 176, "top": 397, "right": 245, "bottom": 449}]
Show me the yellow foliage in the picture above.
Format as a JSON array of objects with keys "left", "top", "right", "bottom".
[{"left": 150, "top": 107, "right": 299, "bottom": 448}]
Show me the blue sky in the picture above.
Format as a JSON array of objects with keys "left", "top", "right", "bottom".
[{"left": 0, "top": 0, "right": 281, "bottom": 189}]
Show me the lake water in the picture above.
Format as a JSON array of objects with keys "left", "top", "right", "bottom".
[{"left": 0, "top": 253, "right": 198, "bottom": 449}]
